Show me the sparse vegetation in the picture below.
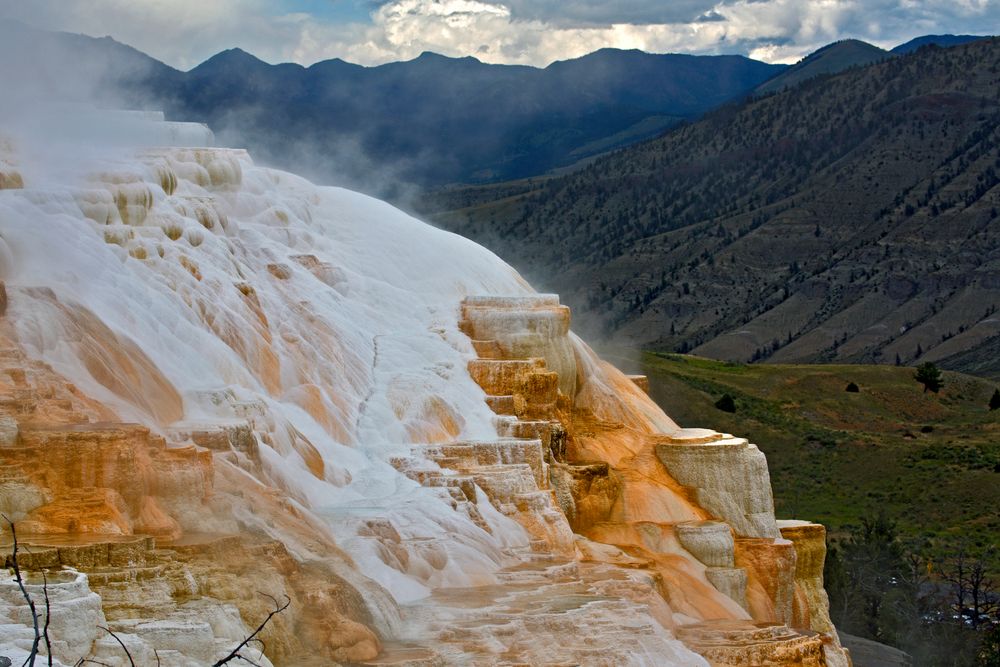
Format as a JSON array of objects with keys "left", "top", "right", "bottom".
[
  {"left": 825, "top": 511, "right": 998, "bottom": 665},
  {"left": 641, "top": 354, "right": 1000, "bottom": 663},
  {"left": 641, "top": 353, "right": 1000, "bottom": 573}
]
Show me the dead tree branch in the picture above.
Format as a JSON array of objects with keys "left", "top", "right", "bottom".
[
  {"left": 3, "top": 513, "right": 40, "bottom": 667},
  {"left": 211, "top": 593, "right": 290, "bottom": 667},
  {"left": 98, "top": 626, "right": 135, "bottom": 667},
  {"left": 42, "top": 573, "right": 51, "bottom": 667}
]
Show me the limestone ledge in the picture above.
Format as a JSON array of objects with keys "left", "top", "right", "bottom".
[
  {"left": 655, "top": 431, "right": 780, "bottom": 539},
  {"left": 0, "top": 322, "right": 381, "bottom": 666},
  {"left": 458, "top": 294, "right": 852, "bottom": 667}
]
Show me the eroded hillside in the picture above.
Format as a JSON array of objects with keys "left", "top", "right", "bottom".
[{"left": 424, "top": 38, "right": 1000, "bottom": 375}]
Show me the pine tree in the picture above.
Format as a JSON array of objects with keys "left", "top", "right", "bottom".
[
  {"left": 990, "top": 388, "right": 1000, "bottom": 411},
  {"left": 914, "top": 362, "right": 943, "bottom": 393}
]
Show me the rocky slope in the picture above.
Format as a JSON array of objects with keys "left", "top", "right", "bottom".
[
  {"left": 0, "top": 112, "right": 848, "bottom": 665},
  {"left": 421, "top": 37, "right": 1000, "bottom": 376}
]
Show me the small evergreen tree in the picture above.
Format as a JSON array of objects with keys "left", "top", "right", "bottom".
[
  {"left": 913, "top": 362, "right": 943, "bottom": 393},
  {"left": 715, "top": 394, "right": 736, "bottom": 413},
  {"left": 990, "top": 388, "right": 1000, "bottom": 411},
  {"left": 846, "top": 382, "right": 860, "bottom": 393}
]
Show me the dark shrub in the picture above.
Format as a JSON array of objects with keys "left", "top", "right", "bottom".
[{"left": 715, "top": 394, "right": 736, "bottom": 413}]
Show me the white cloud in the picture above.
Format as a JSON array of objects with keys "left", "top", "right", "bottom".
[
  {"left": 304, "top": 0, "right": 809, "bottom": 66},
  {"left": 501, "top": 0, "right": 720, "bottom": 26},
  {"left": 0, "top": 0, "right": 996, "bottom": 69},
  {"left": 0, "top": 0, "right": 318, "bottom": 69}
]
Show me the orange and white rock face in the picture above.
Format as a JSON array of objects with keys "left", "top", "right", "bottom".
[
  {"left": 455, "top": 295, "right": 849, "bottom": 665},
  {"left": 778, "top": 520, "right": 850, "bottom": 667},
  {"left": 0, "top": 112, "right": 847, "bottom": 666}
]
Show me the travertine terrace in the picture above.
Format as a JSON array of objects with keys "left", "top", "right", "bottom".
[{"left": 0, "top": 114, "right": 849, "bottom": 665}]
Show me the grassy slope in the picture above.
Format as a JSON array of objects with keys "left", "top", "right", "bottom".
[{"left": 639, "top": 353, "right": 1000, "bottom": 568}]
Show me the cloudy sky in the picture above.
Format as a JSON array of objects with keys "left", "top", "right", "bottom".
[{"left": 0, "top": 0, "right": 996, "bottom": 69}]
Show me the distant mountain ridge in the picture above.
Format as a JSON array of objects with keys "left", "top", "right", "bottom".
[
  {"left": 754, "top": 34, "right": 989, "bottom": 96},
  {"left": 0, "top": 21, "right": 989, "bottom": 197},
  {"left": 754, "top": 39, "right": 890, "bottom": 96},
  {"left": 421, "top": 37, "right": 1000, "bottom": 377},
  {"left": 0, "top": 21, "right": 785, "bottom": 193},
  {"left": 891, "top": 34, "right": 985, "bottom": 54},
  {"left": 157, "top": 31, "right": 991, "bottom": 193}
]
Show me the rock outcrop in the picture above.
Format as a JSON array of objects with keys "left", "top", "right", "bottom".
[
  {"left": 0, "top": 119, "right": 848, "bottom": 665},
  {"left": 0, "top": 332, "right": 381, "bottom": 665},
  {"left": 451, "top": 294, "right": 850, "bottom": 665}
]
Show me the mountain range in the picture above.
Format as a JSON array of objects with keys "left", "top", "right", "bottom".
[
  {"left": 3, "top": 21, "right": 984, "bottom": 195},
  {"left": 754, "top": 39, "right": 890, "bottom": 96},
  {"left": 0, "top": 20, "right": 786, "bottom": 192},
  {"left": 421, "top": 37, "right": 1000, "bottom": 378},
  {"left": 755, "top": 34, "right": 986, "bottom": 96},
  {"left": 4, "top": 22, "right": 999, "bottom": 375}
]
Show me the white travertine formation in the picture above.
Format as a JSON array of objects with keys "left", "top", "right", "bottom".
[
  {"left": 462, "top": 294, "right": 578, "bottom": 396},
  {"left": 676, "top": 520, "right": 736, "bottom": 568},
  {"left": 656, "top": 433, "right": 780, "bottom": 538},
  {"left": 0, "top": 110, "right": 849, "bottom": 666},
  {"left": 0, "top": 570, "right": 277, "bottom": 666},
  {"left": 705, "top": 567, "right": 749, "bottom": 611},
  {"left": 0, "top": 571, "right": 105, "bottom": 666}
]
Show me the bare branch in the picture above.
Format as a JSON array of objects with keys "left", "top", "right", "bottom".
[
  {"left": 232, "top": 653, "right": 264, "bottom": 667},
  {"left": 42, "top": 572, "right": 52, "bottom": 667},
  {"left": 3, "top": 513, "right": 40, "bottom": 667},
  {"left": 211, "top": 593, "right": 290, "bottom": 667},
  {"left": 98, "top": 626, "right": 135, "bottom": 667},
  {"left": 247, "top": 637, "right": 266, "bottom": 660}
]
